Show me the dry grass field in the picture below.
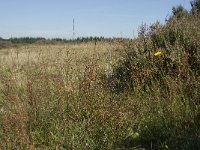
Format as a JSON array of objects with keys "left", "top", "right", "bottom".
[
  {"left": 0, "top": 2, "right": 200, "bottom": 149},
  {"left": 0, "top": 42, "right": 123, "bottom": 92},
  {"left": 0, "top": 39, "right": 199, "bottom": 149},
  {"left": 0, "top": 42, "right": 132, "bottom": 149}
]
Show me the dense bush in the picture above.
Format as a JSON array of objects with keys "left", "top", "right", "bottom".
[{"left": 104, "top": 2, "right": 200, "bottom": 149}]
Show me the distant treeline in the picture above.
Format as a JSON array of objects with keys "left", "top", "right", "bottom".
[
  {"left": 0, "top": 36, "right": 130, "bottom": 49},
  {"left": 7, "top": 37, "right": 107, "bottom": 43},
  {"left": 0, "top": 36, "right": 129, "bottom": 44}
]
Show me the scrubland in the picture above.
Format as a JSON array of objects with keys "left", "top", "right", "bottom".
[{"left": 0, "top": 2, "right": 200, "bottom": 150}]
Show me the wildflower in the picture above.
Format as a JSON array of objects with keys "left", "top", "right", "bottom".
[{"left": 154, "top": 51, "right": 162, "bottom": 57}]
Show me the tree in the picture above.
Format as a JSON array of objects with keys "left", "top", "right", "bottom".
[
  {"left": 191, "top": 0, "right": 200, "bottom": 13},
  {"left": 172, "top": 5, "right": 188, "bottom": 19}
]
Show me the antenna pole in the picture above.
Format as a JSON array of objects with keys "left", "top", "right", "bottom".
[{"left": 73, "top": 18, "right": 75, "bottom": 40}]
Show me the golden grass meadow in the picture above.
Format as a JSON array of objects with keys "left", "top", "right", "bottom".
[{"left": 0, "top": 1, "right": 200, "bottom": 149}]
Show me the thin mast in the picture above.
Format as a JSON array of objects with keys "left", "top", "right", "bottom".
[{"left": 73, "top": 18, "right": 75, "bottom": 39}]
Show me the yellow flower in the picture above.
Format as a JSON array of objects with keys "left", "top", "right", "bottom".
[{"left": 154, "top": 51, "right": 162, "bottom": 56}]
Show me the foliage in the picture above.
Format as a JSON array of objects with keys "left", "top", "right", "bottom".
[
  {"left": 10, "top": 37, "right": 46, "bottom": 44},
  {"left": 172, "top": 5, "right": 188, "bottom": 19},
  {"left": 103, "top": 3, "right": 200, "bottom": 149},
  {"left": 0, "top": 1, "right": 200, "bottom": 149},
  {"left": 191, "top": 0, "right": 200, "bottom": 13}
]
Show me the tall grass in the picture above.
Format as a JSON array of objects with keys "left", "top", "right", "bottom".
[{"left": 0, "top": 3, "right": 200, "bottom": 150}]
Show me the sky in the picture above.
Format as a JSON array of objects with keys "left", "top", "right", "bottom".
[{"left": 0, "top": 0, "right": 191, "bottom": 39}]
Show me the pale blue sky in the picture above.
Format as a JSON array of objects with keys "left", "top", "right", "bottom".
[{"left": 0, "top": 0, "right": 191, "bottom": 39}]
